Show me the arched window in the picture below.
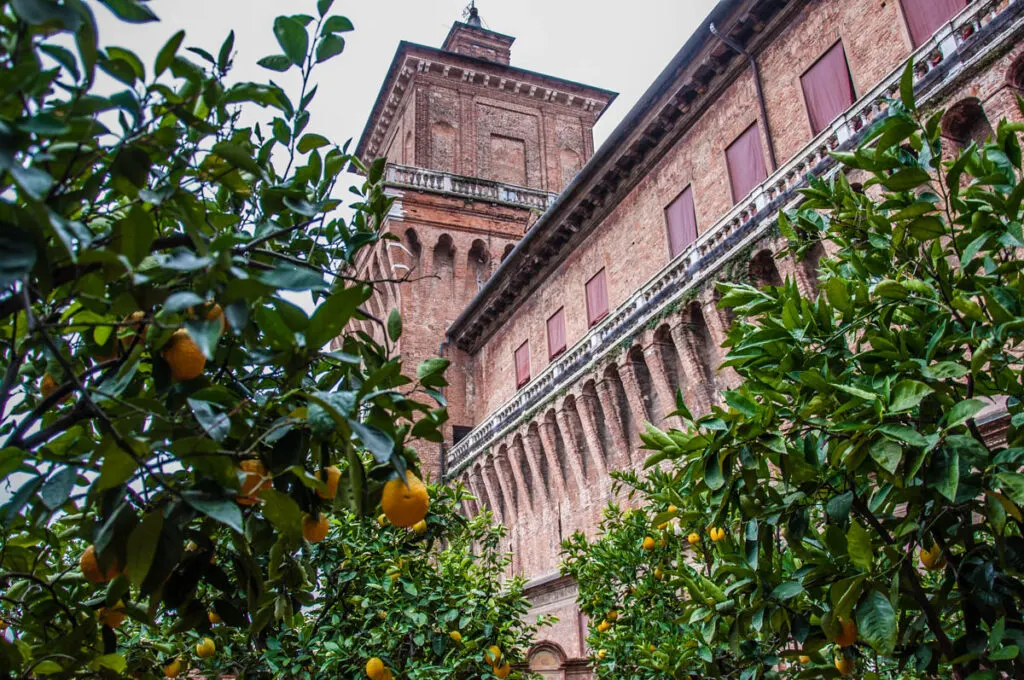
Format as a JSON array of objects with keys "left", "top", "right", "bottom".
[
  {"left": 749, "top": 249, "right": 783, "bottom": 288},
  {"left": 433, "top": 234, "right": 455, "bottom": 289},
  {"left": 942, "top": 98, "right": 994, "bottom": 150},
  {"left": 501, "top": 243, "right": 515, "bottom": 262},
  {"left": 468, "top": 239, "right": 491, "bottom": 291}
]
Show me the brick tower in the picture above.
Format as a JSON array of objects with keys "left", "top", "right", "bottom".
[{"left": 351, "top": 6, "right": 616, "bottom": 479}]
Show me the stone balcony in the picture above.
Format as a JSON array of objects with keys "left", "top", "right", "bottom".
[
  {"left": 443, "top": 0, "right": 1022, "bottom": 488},
  {"left": 384, "top": 163, "right": 560, "bottom": 212}
]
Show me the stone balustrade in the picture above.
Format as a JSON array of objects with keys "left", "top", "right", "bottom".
[{"left": 384, "top": 163, "right": 559, "bottom": 212}]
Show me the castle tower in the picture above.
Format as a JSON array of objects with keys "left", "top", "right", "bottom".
[{"left": 351, "top": 7, "right": 616, "bottom": 479}]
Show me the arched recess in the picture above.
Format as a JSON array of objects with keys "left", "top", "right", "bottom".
[
  {"left": 749, "top": 249, "right": 783, "bottom": 289},
  {"left": 468, "top": 239, "right": 491, "bottom": 293},
  {"left": 581, "top": 380, "right": 613, "bottom": 468},
  {"left": 528, "top": 641, "right": 568, "bottom": 674},
  {"left": 403, "top": 130, "right": 415, "bottom": 165},
  {"left": 433, "top": 234, "right": 456, "bottom": 295},
  {"left": 430, "top": 121, "right": 457, "bottom": 173},
  {"left": 543, "top": 409, "right": 572, "bottom": 492},
  {"left": 403, "top": 228, "right": 422, "bottom": 273},
  {"left": 1010, "top": 54, "right": 1024, "bottom": 93},
  {"left": 496, "top": 444, "right": 518, "bottom": 517},
  {"left": 627, "top": 345, "right": 661, "bottom": 424},
  {"left": 801, "top": 241, "right": 827, "bottom": 296},
  {"left": 501, "top": 243, "right": 515, "bottom": 263},
  {"left": 603, "top": 363, "right": 638, "bottom": 446},
  {"left": 526, "top": 421, "right": 553, "bottom": 496},
  {"left": 654, "top": 325, "right": 684, "bottom": 401},
  {"left": 512, "top": 433, "right": 535, "bottom": 506},
  {"left": 942, "top": 98, "right": 994, "bottom": 150},
  {"left": 560, "top": 395, "right": 591, "bottom": 479},
  {"left": 681, "top": 302, "right": 719, "bottom": 412}
]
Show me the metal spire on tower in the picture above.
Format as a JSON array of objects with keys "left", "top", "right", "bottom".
[{"left": 463, "top": 1, "right": 482, "bottom": 27}]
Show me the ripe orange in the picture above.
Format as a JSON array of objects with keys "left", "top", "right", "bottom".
[
  {"left": 195, "top": 637, "right": 215, "bottom": 659},
  {"left": 302, "top": 513, "right": 330, "bottom": 543},
  {"left": 236, "top": 459, "right": 271, "bottom": 505},
  {"left": 163, "top": 659, "right": 183, "bottom": 677},
  {"left": 316, "top": 465, "right": 342, "bottom": 500},
  {"left": 835, "top": 618, "right": 858, "bottom": 647},
  {"left": 365, "top": 657, "right": 386, "bottom": 679},
  {"left": 835, "top": 657, "right": 854, "bottom": 676},
  {"left": 494, "top": 662, "right": 511, "bottom": 679},
  {"left": 653, "top": 566, "right": 664, "bottom": 580},
  {"left": 98, "top": 600, "right": 125, "bottom": 628},
  {"left": 668, "top": 504, "right": 678, "bottom": 513},
  {"left": 606, "top": 610, "right": 618, "bottom": 621},
  {"left": 709, "top": 527, "right": 725, "bottom": 542},
  {"left": 208, "top": 611, "right": 221, "bottom": 625},
  {"left": 657, "top": 522, "right": 668, "bottom": 530},
  {"left": 40, "top": 373, "right": 67, "bottom": 403},
  {"left": 413, "top": 519, "right": 427, "bottom": 534},
  {"left": 798, "top": 655, "right": 811, "bottom": 664},
  {"left": 449, "top": 630, "right": 462, "bottom": 643},
  {"left": 597, "top": 649, "right": 607, "bottom": 659},
  {"left": 687, "top": 532, "right": 700, "bottom": 545},
  {"left": 80, "top": 545, "right": 120, "bottom": 583},
  {"left": 162, "top": 329, "right": 206, "bottom": 381},
  {"left": 642, "top": 536, "right": 656, "bottom": 551},
  {"left": 919, "top": 543, "right": 945, "bottom": 570},
  {"left": 596, "top": 620, "right": 611, "bottom": 633},
  {"left": 483, "top": 645, "right": 503, "bottom": 665},
  {"left": 381, "top": 471, "right": 430, "bottom": 527}
]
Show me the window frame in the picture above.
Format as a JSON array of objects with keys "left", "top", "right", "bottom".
[
  {"left": 547, "top": 307, "right": 567, "bottom": 360},
  {"left": 664, "top": 185, "right": 698, "bottom": 259},
  {"left": 724, "top": 122, "right": 769, "bottom": 204},
  {"left": 514, "top": 340, "right": 531, "bottom": 388},
  {"left": 585, "top": 269, "right": 610, "bottom": 328},
  {"left": 799, "top": 39, "right": 857, "bottom": 136}
]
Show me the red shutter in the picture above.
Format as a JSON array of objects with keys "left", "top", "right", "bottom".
[
  {"left": 547, "top": 308, "right": 566, "bottom": 359},
  {"left": 801, "top": 42, "right": 856, "bottom": 135},
  {"left": 515, "top": 341, "right": 531, "bottom": 388},
  {"left": 900, "top": 0, "right": 968, "bottom": 47},
  {"left": 586, "top": 269, "right": 609, "bottom": 327},
  {"left": 665, "top": 187, "right": 698, "bottom": 258},
  {"left": 726, "top": 123, "right": 768, "bottom": 204}
]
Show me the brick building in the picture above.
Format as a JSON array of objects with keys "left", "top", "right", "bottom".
[{"left": 351, "top": 1, "right": 1024, "bottom": 676}]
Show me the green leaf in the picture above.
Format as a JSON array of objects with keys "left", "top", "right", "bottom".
[
  {"left": 10, "top": 164, "right": 54, "bottom": 201},
  {"left": 218, "top": 30, "right": 235, "bottom": 71},
  {"left": 10, "top": 0, "right": 82, "bottom": 29},
  {"left": 907, "top": 216, "right": 946, "bottom": 240},
  {"left": 99, "top": 0, "right": 159, "bottom": 23},
  {"left": 890, "top": 380, "right": 931, "bottom": 412},
  {"left": 874, "top": 280, "right": 908, "bottom": 300},
  {"left": 88, "top": 654, "right": 127, "bottom": 673},
  {"left": 113, "top": 205, "right": 155, "bottom": 266},
  {"left": 95, "top": 442, "right": 137, "bottom": 491},
  {"left": 162, "top": 291, "right": 205, "bottom": 313},
  {"left": 847, "top": 521, "right": 873, "bottom": 572},
  {"left": 995, "top": 472, "right": 1024, "bottom": 506},
  {"left": 869, "top": 439, "right": 902, "bottom": 475},
  {"left": 856, "top": 590, "right": 897, "bottom": 655},
  {"left": 188, "top": 398, "right": 231, "bottom": 443},
  {"left": 212, "top": 141, "right": 262, "bottom": 175},
  {"left": 316, "top": 34, "right": 345, "bottom": 63},
  {"left": 297, "top": 133, "right": 330, "bottom": 153},
  {"left": 347, "top": 420, "right": 394, "bottom": 466},
  {"left": 257, "top": 55, "right": 292, "bottom": 72},
  {"left": 183, "top": 492, "right": 244, "bottom": 534},
  {"left": 259, "top": 489, "right": 303, "bottom": 538},
  {"left": 771, "top": 581, "right": 804, "bottom": 600},
  {"left": 929, "top": 448, "right": 960, "bottom": 501},
  {"left": 0, "top": 231, "right": 37, "bottom": 290},
  {"left": 317, "top": 0, "right": 334, "bottom": 16},
  {"left": 417, "top": 358, "right": 450, "bottom": 380},
  {"left": 258, "top": 265, "right": 327, "bottom": 291},
  {"left": 387, "top": 308, "right": 402, "bottom": 342},
  {"left": 882, "top": 168, "right": 930, "bottom": 191},
  {"left": 125, "top": 511, "right": 162, "bottom": 588},
  {"left": 900, "top": 59, "right": 917, "bottom": 113},
  {"left": 878, "top": 423, "right": 929, "bottom": 447},
  {"left": 307, "top": 286, "right": 366, "bottom": 348},
  {"left": 945, "top": 398, "right": 986, "bottom": 429},
  {"left": 39, "top": 467, "right": 77, "bottom": 511},
  {"left": 155, "top": 29, "right": 185, "bottom": 76},
  {"left": 273, "top": 16, "right": 308, "bottom": 67},
  {"left": 322, "top": 15, "right": 354, "bottom": 33}
]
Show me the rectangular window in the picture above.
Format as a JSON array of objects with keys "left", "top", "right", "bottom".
[
  {"left": 585, "top": 269, "right": 609, "bottom": 327},
  {"left": 801, "top": 41, "right": 856, "bottom": 135},
  {"left": 665, "top": 187, "right": 698, "bottom": 258},
  {"left": 547, "top": 307, "right": 567, "bottom": 359},
  {"left": 726, "top": 123, "right": 768, "bottom": 204},
  {"left": 514, "top": 340, "right": 531, "bottom": 388},
  {"left": 900, "top": 0, "right": 968, "bottom": 47},
  {"left": 452, "top": 425, "right": 472, "bottom": 444}
]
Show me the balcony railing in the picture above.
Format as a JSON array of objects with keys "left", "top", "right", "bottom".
[
  {"left": 384, "top": 163, "right": 559, "bottom": 212},
  {"left": 443, "top": 0, "right": 1020, "bottom": 478}
]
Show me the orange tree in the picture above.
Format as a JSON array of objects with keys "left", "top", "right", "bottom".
[
  {"left": 0, "top": 1, "right": 542, "bottom": 677},
  {"left": 115, "top": 484, "right": 544, "bottom": 679},
  {"left": 563, "top": 71, "right": 1024, "bottom": 680}
]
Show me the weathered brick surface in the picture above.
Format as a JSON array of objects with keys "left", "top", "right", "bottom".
[{"left": 348, "top": 2, "right": 1024, "bottom": 676}]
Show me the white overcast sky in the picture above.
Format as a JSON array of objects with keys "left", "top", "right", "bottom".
[{"left": 94, "top": 0, "right": 718, "bottom": 153}]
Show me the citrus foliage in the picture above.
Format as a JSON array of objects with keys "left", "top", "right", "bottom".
[
  {"left": 114, "top": 485, "right": 542, "bottom": 679},
  {"left": 0, "top": 0, "right": 545, "bottom": 676},
  {"left": 563, "top": 73, "right": 1024, "bottom": 680}
]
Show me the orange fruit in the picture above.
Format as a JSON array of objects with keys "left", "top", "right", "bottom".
[
  {"left": 40, "top": 373, "right": 68, "bottom": 403},
  {"left": 413, "top": 519, "right": 427, "bottom": 534},
  {"left": 236, "top": 459, "right": 270, "bottom": 505},
  {"left": 596, "top": 620, "right": 611, "bottom": 633},
  {"left": 381, "top": 471, "right": 429, "bottom": 527},
  {"left": 798, "top": 655, "right": 811, "bottom": 664},
  {"left": 98, "top": 600, "right": 126, "bottom": 628},
  {"left": 653, "top": 566, "right": 664, "bottom": 580},
  {"left": 483, "top": 645, "right": 502, "bottom": 665},
  {"left": 302, "top": 513, "right": 330, "bottom": 543},
  {"left": 597, "top": 649, "right": 607, "bottom": 659},
  {"left": 835, "top": 618, "right": 858, "bottom": 647},
  {"left": 494, "top": 662, "right": 511, "bottom": 679},
  {"left": 919, "top": 543, "right": 945, "bottom": 570},
  {"left": 687, "top": 532, "right": 700, "bottom": 545},
  {"left": 449, "top": 630, "right": 462, "bottom": 643},
  {"left": 80, "top": 545, "right": 120, "bottom": 583},
  {"left": 377, "top": 513, "right": 389, "bottom": 527},
  {"left": 316, "top": 465, "right": 342, "bottom": 500},
  {"left": 204, "top": 304, "right": 226, "bottom": 335},
  {"left": 208, "top": 611, "right": 221, "bottom": 625},
  {"left": 668, "top": 505, "right": 678, "bottom": 513},
  {"left": 195, "top": 637, "right": 215, "bottom": 659},
  {"left": 709, "top": 527, "right": 725, "bottom": 542},
  {"left": 642, "top": 536, "right": 655, "bottom": 551},
  {"left": 365, "top": 657, "right": 386, "bottom": 680},
  {"left": 657, "top": 522, "right": 668, "bottom": 530},
  {"left": 163, "top": 659, "right": 183, "bottom": 677},
  {"left": 606, "top": 610, "right": 618, "bottom": 621},
  {"left": 162, "top": 329, "right": 206, "bottom": 381},
  {"left": 835, "top": 657, "right": 854, "bottom": 676}
]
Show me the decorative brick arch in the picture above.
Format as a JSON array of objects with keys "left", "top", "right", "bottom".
[
  {"left": 527, "top": 640, "right": 569, "bottom": 676},
  {"left": 749, "top": 249, "right": 783, "bottom": 288},
  {"left": 941, "top": 97, "right": 994, "bottom": 150}
]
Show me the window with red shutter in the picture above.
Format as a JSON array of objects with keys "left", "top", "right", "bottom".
[
  {"left": 665, "top": 186, "right": 698, "bottom": 258},
  {"left": 801, "top": 41, "right": 856, "bottom": 135},
  {"left": 514, "top": 340, "right": 531, "bottom": 388},
  {"left": 900, "top": 0, "right": 968, "bottom": 47},
  {"left": 725, "top": 123, "right": 768, "bottom": 204},
  {"left": 585, "top": 269, "right": 609, "bottom": 327},
  {"left": 547, "top": 308, "right": 567, "bottom": 360}
]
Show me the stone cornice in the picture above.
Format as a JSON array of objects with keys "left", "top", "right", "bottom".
[{"left": 354, "top": 42, "right": 617, "bottom": 165}]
